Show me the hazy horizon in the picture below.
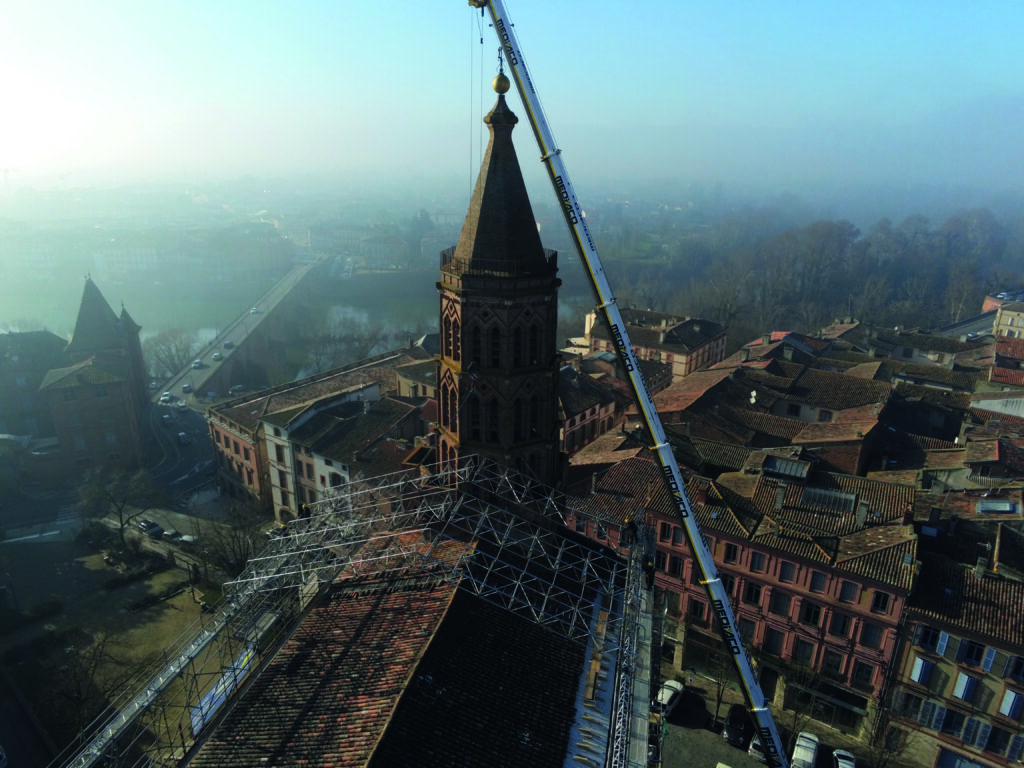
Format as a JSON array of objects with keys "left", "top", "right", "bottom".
[{"left": 1, "top": 1, "right": 1021, "bottom": 217}]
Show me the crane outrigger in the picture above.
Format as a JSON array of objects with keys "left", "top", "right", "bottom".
[{"left": 466, "top": 2, "right": 789, "bottom": 766}]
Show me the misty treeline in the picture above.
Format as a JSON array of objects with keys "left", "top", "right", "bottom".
[{"left": 596, "top": 206, "right": 1023, "bottom": 350}]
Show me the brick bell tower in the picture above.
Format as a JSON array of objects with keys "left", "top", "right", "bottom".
[{"left": 436, "top": 73, "right": 562, "bottom": 485}]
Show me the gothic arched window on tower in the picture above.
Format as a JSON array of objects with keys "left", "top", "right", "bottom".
[
  {"left": 488, "top": 399, "right": 500, "bottom": 443},
  {"left": 489, "top": 327, "right": 501, "bottom": 368},
  {"left": 513, "top": 398, "right": 524, "bottom": 442},
  {"left": 530, "top": 395, "right": 540, "bottom": 437},
  {"left": 513, "top": 326, "right": 523, "bottom": 367},
  {"left": 443, "top": 316, "right": 452, "bottom": 358},
  {"left": 452, "top": 317, "right": 461, "bottom": 361},
  {"left": 529, "top": 325, "right": 540, "bottom": 365},
  {"left": 448, "top": 385, "right": 459, "bottom": 433},
  {"left": 471, "top": 325, "right": 482, "bottom": 366},
  {"left": 469, "top": 396, "right": 481, "bottom": 441}
]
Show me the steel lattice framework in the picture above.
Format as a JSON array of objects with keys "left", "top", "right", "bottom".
[{"left": 55, "top": 457, "right": 648, "bottom": 768}]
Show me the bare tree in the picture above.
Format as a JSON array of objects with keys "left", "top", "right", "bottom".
[
  {"left": 865, "top": 710, "right": 918, "bottom": 768},
  {"left": 193, "top": 499, "right": 267, "bottom": 580},
  {"left": 73, "top": 468, "right": 165, "bottom": 546},
  {"left": 143, "top": 328, "right": 200, "bottom": 378},
  {"left": 706, "top": 650, "right": 735, "bottom": 727}
]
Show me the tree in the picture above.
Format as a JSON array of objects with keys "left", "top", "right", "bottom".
[
  {"left": 705, "top": 650, "right": 735, "bottom": 727},
  {"left": 192, "top": 499, "right": 267, "bottom": 580},
  {"left": 73, "top": 468, "right": 164, "bottom": 546},
  {"left": 864, "top": 709, "right": 918, "bottom": 768},
  {"left": 143, "top": 328, "right": 200, "bottom": 379}
]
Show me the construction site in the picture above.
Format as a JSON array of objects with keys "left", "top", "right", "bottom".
[{"left": 55, "top": 457, "right": 658, "bottom": 767}]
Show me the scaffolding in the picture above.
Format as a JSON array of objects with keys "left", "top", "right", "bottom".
[{"left": 55, "top": 457, "right": 650, "bottom": 768}]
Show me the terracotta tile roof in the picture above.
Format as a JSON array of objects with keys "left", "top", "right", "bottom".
[
  {"left": 995, "top": 336, "right": 1024, "bottom": 360},
  {"left": 559, "top": 366, "right": 617, "bottom": 417},
  {"left": 819, "top": 320, "right": 862, "bottom": 340},
  {"left": 38, "top": 358, "right": 125, "bottom": 389},
  {"left": 892, "top": 382, "right": 973, "bottom": 411},
  {"left": 649, "top": 369, "right": 732, "bottom": 413},
  {"left": 214, "top": 346, "right": 430, "bottom": 432},
  {"left": 566, "top": 429, "right": 646, "bottom": 475},
  {"left": 590, "top": 309, "right": 725, "bottom": 353},
  {"left": 836, "top": 528, "right": 917, "bottom": 591},
  {"left": 995, "top": 523, "right": 1024, "bottom": 579},
  {"left": 989, "top": 366, "right": 1024, "bottom": 387},
  {"left": 909, "top": 553, "right": 1024, "bottom": 647},
  {"left": 964, "top": 439, "right": 999, "bottom": 463},
  {"left": 190, "top": 576, "right": 458, "bottom": 768},
  {"left": 395, "top": 359, "right": 438, "bottom": 388}
]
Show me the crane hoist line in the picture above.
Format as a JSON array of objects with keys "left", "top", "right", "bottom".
[{"left": 465, "top": 2, "right": 789, "bottom": 767}]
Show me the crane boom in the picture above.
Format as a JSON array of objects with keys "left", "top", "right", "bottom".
[{"left": 466, "top": 3, "right": 788, "bottom": 766}]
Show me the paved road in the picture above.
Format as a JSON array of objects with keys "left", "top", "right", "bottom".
[{"left": 661, "top": 690, "right": 766, "bottom": 768}]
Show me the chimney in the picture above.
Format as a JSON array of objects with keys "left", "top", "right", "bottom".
[
  {"left": 902, "top": 503, "right": 914, "bottom": 526},
  {"left": 590, "top": 473, "right": 598, "bottom": 495},
  {"left": 774, "top": 483, "right": 786, "bottom": 511},
  {"left": 762, "top": 333, "right": 770, "bottom": 345},
  {"left": 741, "top": 347, "right": 751, "bottom": 361},
  {"left": 783, "top": 346, "right": 794, "bottom": 361},
  {"left": 973, "top": 555, "right": 988, "bottom": 579},
  {"left": 659, "top": 331, "right": 666, "bottom": 343},
  {"left": 695, "top": 486, "right": 707, "bottom": 504},
  {"left": 856, "top": 501, "right": 868, "bottom": 528},
  {"left": 363, "top": 400, "right": 372, "bottom": 414}
]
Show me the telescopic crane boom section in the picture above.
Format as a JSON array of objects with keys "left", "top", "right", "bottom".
[{"left": 466, "top": 2, "right": 788, "bottom": 766}]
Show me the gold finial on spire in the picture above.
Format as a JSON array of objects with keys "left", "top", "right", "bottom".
[{"left": 493, "top": 47, "right": 510, "bottom": 94}]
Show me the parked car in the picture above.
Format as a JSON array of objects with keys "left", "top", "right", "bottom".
[
  {"left": 791, "top": 732, "right": 820, "bottom": 768},
  {"left": 182, "top": 383, "right": 193, "bottom": 393},
  {"left": 652, "top": 679, "right": 685, "bottom": 717},
  {"left": 160, "top": 391, "right": 172, "bottom": 403},
  {"left": 223, "top": 340, "right": 235, "bottom": 349},
  {"left": 250, "top": 307, "right": 260, "bottom": 314},
  {"left": 178, "top": 431, "right": 192, "bottom": 445},
  {"left": 162, "top": 413, "right": 174, "bottom": 426},
  {"left": 136, "top": 519, "right": 164, "bottom": 539},
  {"left": 175, "top": 400, "right": 188, "bottom": 411},
  {"left": 722, "top": 703, "right": 751, "bottom": 747},
  {"left": 191, "top": 359, "right": 203, "bottom": 368},
  {"left": 229, "top": 384, "right": 246, "bottom": 394},
  {"left": 212, "top": 352, "right": 223, "bottom": 361},
  {"left": 748, "top": 734, "right": 768, "bottom": 764},
  {"left": 833, "top": 749, "right": 857, "bottom": 768}
]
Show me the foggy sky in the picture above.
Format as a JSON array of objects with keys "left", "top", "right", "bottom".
[{"left": 1, "top": 1, "right": 1022, "bottom": 207}]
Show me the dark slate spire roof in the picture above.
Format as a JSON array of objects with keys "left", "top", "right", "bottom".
[
  {"left": 65, "top": 278, "right": 128, "bottom": 356},
  {"left": 450, "top": 93, "right": 549, "bottom": 276}
]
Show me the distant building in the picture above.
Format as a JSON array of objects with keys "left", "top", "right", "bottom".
[{"left": 585, "top": 307, "right": 726, "bottom": 380}]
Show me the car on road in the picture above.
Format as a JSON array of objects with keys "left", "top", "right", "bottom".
[
  {"left": 136, "top": 519, "right": 164, "bottom": 539},
  {"left": 833, "top": 749, "right": 857, "bottom": 768},
  {"left": 229, "top": 384, "right": 246, "bottom": 394},
  {"left": 748, "top": 734, "right": 768, "bottom": 764},
  {"left": 722, "top": 703, "right": 751, "bottom": 747},
  {"left": 160, "top": 391, "right": 173, "bottom": 403},
  {"left": 175, "top": 400, "right": 188, "bottom": 411},
  {"left": 162, "top": 413, "right": 174, "bottom": 426},
  {"left": 182, "top": 383, "right": 193, "bottom": 393},
  {"left": 652, "top": 679, "right": 685, "bottom": 717},
  {"left": 178, "top": 431, "right": 192, "bottom": 445},
  {"left": 223, "top": 340, "right": 235, "bottom": 349},
  {"left": 249, "top": 306, "right": 260, "bottom": 314},
  {"left": 212, "top": 351, "right": 223, "bottom": 361},
  {"left": 191, "top": 359, "right": 202, "bottom": 368},
  {"left": 791, "top": 732, "right": 820, "bottom": 768}
]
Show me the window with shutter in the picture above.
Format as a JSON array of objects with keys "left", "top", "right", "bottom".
[
  {"left": 931, "top": 704, "right": 948, "bottom": 731},
  {"left": 954, "top": 672, "right": 977, "bottom": 702},
  {"left": 919, "top": 700, "right": 936, "bottom": 727},
  {"left": 911, "top": 657, "right": 933, "bottom": 685},
  {"left": 1007, "top": 734, "right": 1024, "bottom": 762},
  {"left": 983, "top": 646, "right": 998, "bottom": 672},
  {"left": 963, "top": 717, "right": 979, "bottom": 746},
  {"left": 999, "top": 689, "right": 1023, "bottom": 719},
  {"left": 976, "top": 722, "right": 993, "bottom": 751},
  {"left": 936, "top": 632, "right": 949, "bottom": 655}
]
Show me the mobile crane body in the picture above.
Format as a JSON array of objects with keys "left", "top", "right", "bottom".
[{"left": 466, "top": 2, "right": 788, "bottom": 766}]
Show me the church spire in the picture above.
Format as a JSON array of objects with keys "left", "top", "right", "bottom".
[{"left": 450, "top": 77, "right": 548, "bottom": 277}]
